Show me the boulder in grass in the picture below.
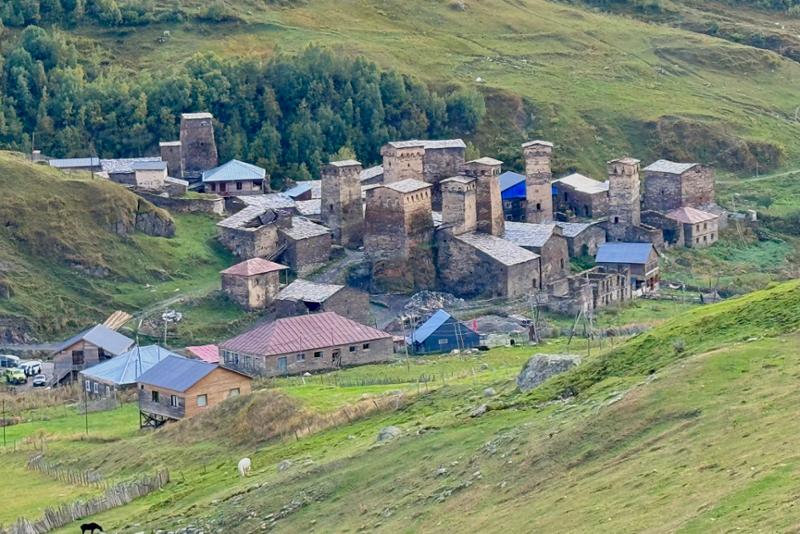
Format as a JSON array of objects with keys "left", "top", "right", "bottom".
[{"left": 516, "top": 354, "right": 581, "bottom": 392}]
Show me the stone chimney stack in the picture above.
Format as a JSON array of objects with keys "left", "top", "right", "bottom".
[
  {"left": 441, "top": 176, "right": 477, "bottom": 236},
  {"left": 321, "top": 159, "right": 364, "bottom": 248},
  {"left": 462, "top": 157, "right": 504, "bottom": 236},
  {"left": 380, "top": 141, "right": 425, "bottom": 184},
  {"left": 179, "top": 112, "right": 218, "bottom": 179},
  {"left": 607, "top": 157, "right": 641, "bottom": 241},
  {"left": 522, "top": 140, "right": 554, "bottom": 223}
]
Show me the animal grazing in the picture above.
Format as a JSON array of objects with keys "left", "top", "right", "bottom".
[
  {"left": 80, "top": 523, "right": 104, "bottom": 534},
  {"left": 238, "top": 457, "right": 252, "bottom": 477}
]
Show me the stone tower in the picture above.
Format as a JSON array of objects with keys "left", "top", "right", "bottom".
[
  {"left": 522, "top": 140, "right": 554, "bottom": 223},
  {"left": 607, "top": 157, "right": 641, "bottom": 241},
  {"left": 381, "top": 141, "right": 425, "bottom": 184},
  {"left": 159, "top": 141, "right": 182, "bottom": 178},
  {"left": 321, "top": 160, "right": 364, "bottom": 248},
  {"left": 440, "top": 176, "right": 477, "bottom": 236},
  {"left": 179, "top": 112, "right": 218, "bottom": 179},
  {"left": 462, "top": 157, "right": 504, "bottom": 237}
]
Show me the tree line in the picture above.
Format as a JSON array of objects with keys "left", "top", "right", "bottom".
[{"left": 0, "top": 26, "right": 486, "bottom": 184}]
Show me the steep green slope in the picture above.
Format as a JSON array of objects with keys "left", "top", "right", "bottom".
[
  {"left": 0, "top": 151, "right": 233, "bottom": 339},
  {"left": 2, "top": 281, "right": 798, "bottom": 533},
  {"left": 53, "top": 0, "right": 800, "bottom": 175}
]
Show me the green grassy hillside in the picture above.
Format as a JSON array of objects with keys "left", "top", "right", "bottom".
[
  {"left": 0, "top": 151, "right": 233, "bottom": 339},
  {"left": 1, "top": 280, "right": 798, "bottom": 532},
  {"left": 56, "top": 0, "right": 800, "bottom": 175}
]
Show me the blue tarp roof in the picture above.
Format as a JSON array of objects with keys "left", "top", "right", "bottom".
[
  {"left": 53, "top": 324, "right": 134, "bottom": 355},
  {"left": 80, "top": 345, "right": 183, "bottom": 386},
  {"left": 137, "top": 355, "right": 218, "bottom": 392},
  {"left": 411, "top": 309, "right": 452, "bottom": 344},
  {"left": 595, "top": 242, "right": 656, "bottom": 265},
  {"left": 499, "top": 171, "right": 525, "bottom": 191}
]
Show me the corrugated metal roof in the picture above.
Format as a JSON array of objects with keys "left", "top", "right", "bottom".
[
  {"left": 499, "top": 171, "right": 526, "bottom": 192},
  {"left": 503, "top": 222, "right": 556, "bottom": 249},
  {"left": 553, "top": 173, "right": 609, "bottom": 194},
  {"left": 411, "top": 309, "right": 452, "bottom": 343},
  {"left": 184, "top": 344, "right": 220, "bottom": 364},
  {"left": 53, "top": 324, "right": 134, "bottom": 355},
  {"left": 284, "top": 182, "right": 313, "bottom": 198},
  {"left": 277, "top": 279, "right": 343, "bottom": 303},
  {"left": 203, "top": 160, "right": 266, "bottom": 183},
  {"left": 595, "top": 242, "right": 656, "bottom": 265},
  {"left": 455, "top": 232, "right": 539, "bottom": 266},
  {"left": 80, "top": 345, "right": 182, "bottom": 386},
  {"left": 221, "top": 258, "right": 287, "bottom": 277},
  {"left": 664, "top": 206, "right": 718, "bottom": 224},
  {"left": 49, "top": 157, "right": 101, "bottom": 169},
  {"left": 643, "top": 159, "right": 698, "bottom": 174},
  {"left": 137, "top": 355, "right": 219, "bottom": 392},
  {"left": 220, "top": 312, "right": 392, "bottom": 357}
]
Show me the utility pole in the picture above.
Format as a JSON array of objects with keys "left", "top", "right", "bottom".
[
  {"left": 83, "top": 387, "right": 89, "bottom": 435},
  {"left": 2, "top": 399, "right": 6, "bottom": 447}
]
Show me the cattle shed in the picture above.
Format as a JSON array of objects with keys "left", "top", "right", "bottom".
[{"left": 409, "top": 309, "right": 480, "bottom": 355}]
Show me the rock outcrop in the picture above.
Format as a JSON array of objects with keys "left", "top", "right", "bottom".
[{"left": 516, "top": 354, "right": 581, "bottom": 392}]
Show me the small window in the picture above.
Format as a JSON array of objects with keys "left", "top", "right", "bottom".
[
  {"left": 314, "top": 351, "right": 323, "bottom": 358},
  {"left": 614, "top": 216, "right": 619, "bottom": 224},
  {"left": 438, "top": 339, "right": 448, "bottom": 345},
  {"left": 228, "top": 388, "right": 240, "bottom": 398},
  {"left": 703, "top": 223, "right": 707, "bottom": 230},
  {"left": 711, "top": 233, "right": 715, "bottom": 239},
  {"left": 170, "top": 395, "right": 179, "bottom": 407},
  {"left": 196, "top": 394, "right": 208, "bottom": 407},
  {"left": 297, "top": 353, "right": 305, "bottom": 361},
  {"left": 92, "top": 382, "right": 99, "bottom": 394},
  {"left": 349, "top": 346, "right": 357, "bottom": 352},
  {"left": 362, "top": 343, "right": 370, "bottom": 350},
  {"left": 236, "top": 181, "right": 242, "bottom": 190},
  {"left": 536, "top": 203, "right": 541, "bottom": 210},
  {"left": 151, "top": 391, "right": 160, "bottom": 403},
  {"left": 85, "top": 380, "right": 91, "bottom": 392}
]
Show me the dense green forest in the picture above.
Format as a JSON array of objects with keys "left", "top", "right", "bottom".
[{"left": 0, "top": 25, "right": 485, "bottom": 183}]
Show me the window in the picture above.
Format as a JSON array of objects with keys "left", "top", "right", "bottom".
[
  {"left": 349, "top": 345, "right": 357, "bottom": 352},
  {"left": 536, "top": 203, "right": 541, "bottom": 210},
  {"left": 196, "top": 394, "right": 208, "bottom": 407},
  {"left": 85, "top": 380, "right": 91, "bottom": 392},
  {"left": 229, "top": 388, "right": 240, "bottom": 398},
  {"left": 438, "top": 338, "right": 448, "bottom": 345},
  {"left": 314, "top": 351, "right": 323, "bottom": 358},
  {"left": 236, "top": 181, "right": 242, "bottom": 190},
  {"left": 703, "top": 223, "right": 707, "bottom": 230},
  {"left": 210, "top": 183, "right": 216, "bottom": 191},
  {"left": 362, "top": 343, "right": 370, "bottom": 350},
  {"left": 92, "top": 382, "right": 99, "bottom": 394},
  {"left": 614, "top": 217, "right": 619, "bottom": 224},
  {"left": 297, "top": 353, "right": 305, "bottom": 361},
  {"left": 151, "top": 391, "right": 160, "bottom": 403},
  {"left": 170, "top": 395, "right": 179, "bottom": 407},
  {"left": 560, "top": 258, "right": 565, "bottom": 269},
  {"left": 72, "top": 350, "right": 85, "bottom": 366},
  {"left": 219, "top": 183, "right": 226, "bottom": 192},
  {"left": 711, "top": 233, "right": 715, "bottom": 240}
]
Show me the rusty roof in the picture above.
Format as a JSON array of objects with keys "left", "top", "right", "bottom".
[
  {"left": 664, "top": 206, "right": 718, "bottom": 224},
  {"left": 220, "top": 258, "right": 287, "bottom": 277},
  {"left": 220, "top": 312, "right": 392, "bottom": 357}
]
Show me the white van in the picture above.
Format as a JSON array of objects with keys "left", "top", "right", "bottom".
[
  {"left": 19, "top": 360, "right": 43, "bottom": 376},
  {"left": 0, "top": 355, "right": 21, "bottom": 369}
]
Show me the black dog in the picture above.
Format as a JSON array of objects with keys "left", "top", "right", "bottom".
[{"left": 80, "top": 523, "right": 104, "bottom": 534}]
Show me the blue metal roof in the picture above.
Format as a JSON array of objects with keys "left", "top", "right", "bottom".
[
  {"left": 411, "top": 309, "right": 453, "bottom": 344},
  {"left": 137, "top": 355, "right": 217, "bottom": 392},
  {"left": 202, "top": 159, "right": 266, "bottom": 183},
  {"left": 499, "top": 171, "right": 525, "bottom": 191},
  {"left": 80, "top": 345, "right": 183, "bottom": 386},
  {"left": 53, "top": 324, "right": 134, "bottom": 355},
  {"left": 595, "top": 242, "right": 656, "bottom": 265}
]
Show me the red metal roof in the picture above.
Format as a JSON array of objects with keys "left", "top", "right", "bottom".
[
  {"left": 220, "top": 312, "right": 392, "bottom": 357},
  {"left": 220, "top": 258, "right": 288, "bottom": 277},
  {"left": 184, "top": 344, "right": 220, "bottom": 364}
]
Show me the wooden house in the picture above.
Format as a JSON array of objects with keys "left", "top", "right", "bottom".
[
  {"left": 52, "top": 325, "right": 134, "bottom": 385},
  {"left": 80, "top": 345, "right": 182, "bottom": 398},
  {"left": 408, "top": 309, "right": 480, "bottom": 355},
  {"left": 137, "top": 356, "right": 252, "bottom": 427}
]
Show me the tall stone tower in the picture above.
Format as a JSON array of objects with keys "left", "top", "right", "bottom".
[
  {"left": 462, "top": 158, "right": 504, "bottom": 237},
  {"left": 321, "top": 160, "right": 364, "bottom": 248},
  {"left": 159, "top": 141, "right": 182, "bottom": 178},
  {"left": 607, "top": 157, "right": 641, "bottom": 242},
  {"left": 522, "top": 140, "right": 554, "bottom": 223},
  {"left": 381, "top": 141, "right": 425, "bottom": 184},
  {"left": 440, "top": 176, "right": 477, "bottom": 236},
  {"left": 179, "top": 112, "right": 218, "bottom": 179}
]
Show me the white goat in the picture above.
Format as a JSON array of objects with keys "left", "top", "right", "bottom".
[{"left": 237, "top": 457, "right": 252, "bottom": 477}]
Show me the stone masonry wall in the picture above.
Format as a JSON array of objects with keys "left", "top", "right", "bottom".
[
  {"left": 423, "top": 147, "right": 466, "bottom": 209},
  {"left": 219, "top": 225, "right": 279, "bottom": 259}
]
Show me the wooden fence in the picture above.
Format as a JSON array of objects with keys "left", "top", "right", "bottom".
[
  {"left": 26, "top": 455, "right": 106, "bottom": 488},
  {"left": 0, "top": 470, "right": 169, "bottom": 534}
]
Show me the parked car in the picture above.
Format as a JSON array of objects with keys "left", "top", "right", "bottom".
[
  {"left": 4, "top": 368, "right": 27, "bottom": 385},
  {"left": 32, "top": 374, "right": 48, "bottom": 388},
  {"left": 0, "top": 355, "right": 21, "bottom": 369},
  {"left": 19, "top": 360, "right": 42, "bottom": 376}
]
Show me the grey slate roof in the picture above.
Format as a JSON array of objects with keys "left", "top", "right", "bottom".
[
  {"left": 80, "top": 345, "right": 183, "bottom": 386},
  {"left": 132, "top": 161, "right": 167, "bottom": 171},
  {"left": 555, "top": 221, "right": 600, "bottom": 238},
  {"left": 277, "top": 279, "right": 343, "bottom": 303},
  {"left": 49, "top": 157, "right": 101, "bottom": 169},
  {"left": 521, "top": 140, "right": 554, "bottom": 148},
  {"left": 217, "top": 205, "right": 270, "bottom": 230},
  {"left": 203, "top": 160, "right": 266, "bottom": 183},
  {"left": 553, "top": 173, "right": 609, "bottom": 194},
  {"left": 101, "top": 157, "right": 162, "bottom": 174},
  {"left": 295, "top": 199, "right": 321, "bottom": 217},
  {"left": 280, "top": 217, "right": 331, "bottom": 240},
  {"left": 137, "top": 355, "right": 220, "bottom": 392},
  {"left": 360, "top": 165, "right": 384, "bottom": 182},
  {"left": 643, "top": 159, "right": 698, "bottom": 174},
  {"left": 467, "top": 157, "right": 503, "bottom": 166},
  {"left": 53, "top": 324, "right": 134, "bottom": 356},
  {"left": 456, "top": 232, "right": 539, "bottom": 266},
  {"left": 385, "top": 179, "right": 431, "bottom": 194},
  {"left": 239, "top": 194, "right": 297, "bottom": 210},
  {"left": 595, "top": 242, "right": 657, "bottom": 265},
  {"left": 327, "top": 159, "right": 361, "bottom": 167},
  {"left": 503, "top": 222, "right": 556, "bottom": 249},
  {"left": 182, "top": 112, "right": 213, "bottom": 120}
]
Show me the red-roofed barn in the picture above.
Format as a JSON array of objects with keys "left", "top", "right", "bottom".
[
  {"left": 220, "top": 258, "right": 288, "bottom": 310},
  {"left": 219, "top": 312, "right": 394, "bottom": 376}
]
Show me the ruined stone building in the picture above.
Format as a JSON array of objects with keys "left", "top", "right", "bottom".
[
  {"left": 522, "top": 140, "right": 554, "bottom": 224},
  {"left": 279, "top": 217, "right": 332, "bottom": 274},
  {"left": 364, "top": 179, "right": 436, "bottom": 291},
  {"left": 220, "top": 258, "right": 287, "bottom": 311},
  {"left": 552, "top": 173, "right": 609, "bottom": 219},
  {"left": 664, "top": 206, "right": 720, "bottom": 248},
  {"left": 179, "top": 112, "right": 218, "bottom": 180},
  {"left": 643, "top": 160, "right": 715, "bottom": 212},
  {"left": 321, "top": 160, "right": 364, "bottom": 248},
  {"left": 502, "top": 222, "right": 569, "bottom": 285},
  {"left": 555, "top": 221, "right": 607, "bottom": 258},
  {"left": 276, "top": 279, "right": 370, "bottom": 324},
  {"left": 545, "top": 266, "right": 631, "bottom": 315},
  {"left": 131, "top": 161, "right": 168, "bottom": 190}
]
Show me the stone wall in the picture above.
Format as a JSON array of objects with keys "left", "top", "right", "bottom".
[
  {"left": 441, "top": 178, "right": 477, "bottom": 235},
  {"left": 321, "top": 162, "right": 364, "bottom": 248},
  {"left": 381, "top": 145, "right": 425, "bottom": 184},
  {"left": 281, "top": 232, "right": 331, "bottom": 275},
  {"left": 136, "top": 191, "right": 224, "bottom": 215},
  {"left": 160, "top": 142, "right": 182, "bottom": 178},
  {"left": 180, "top": 114, "right": 218, "bottom": 177},
  {"left": 684, "top": 217, "right": 719, "bottom": 248},
  {"left": 643, "top": 165, "right": 715, "bottom": 212},
  {"left": 221, "top": 271, "right": 281, "bottom": 310},
  {"left": 423, "top": 146, "right": 466, "bottom": 209},
  {"left": 553, "top": 185, "right": 608, "bottom": 219},
  {"left": 565, "top": 226, "right": 606, "bottom": 258},
  {"left": 642, "top": 210, "right": 684, "bottom": 247},
  {"left": 523, "top": 141, "right": 554, "bottom": 223},
  {"left": 219, "top": 224, "right": 279, "bottom": 259},
  {"left": 135, "top": 169, "right": 167, "bottom": 190},
  {"left": 537, "top": 234, "right": 570, "bottom": 285},
  {"left": 607, "top": 158, "right": 641, "bottom": 241}
]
